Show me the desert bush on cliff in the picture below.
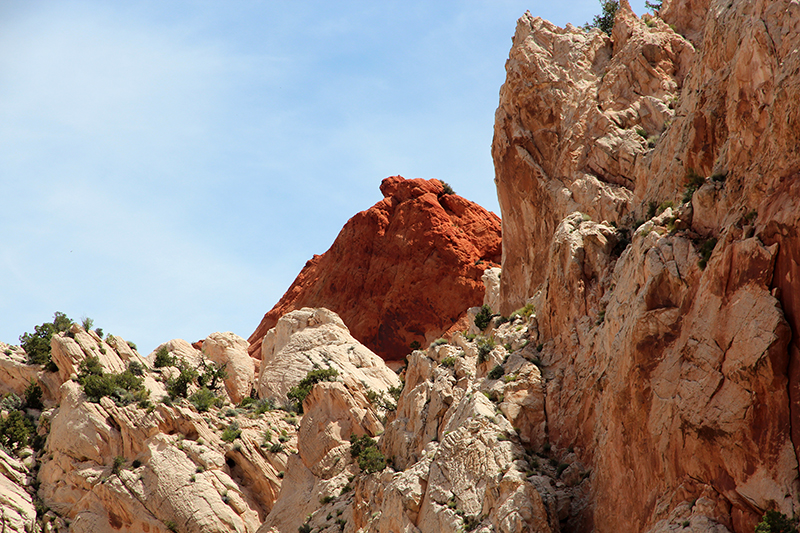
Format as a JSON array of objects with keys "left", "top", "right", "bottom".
[
  {"left": 166, "top": 361, "right": 199, "bottom": 399},
  {"left": 0, "top": 410, "right": 34, "bottom": 452},
  {"left": 198, "top": 360, "right": 227, "bottom": 390},
  {"left": 350, "top": 434, "right": 386, "bottom": 473},
  {"left": 286, "top": 367, "right": 339, "bottom": 413},
  {"left": 477, "top": 337, "right": 496, "bottom": 364},
  {"left": 23, "top": 381, "right": 43, "bottom": 411},
  {"left": 756, "top": 511, "right": 798, "bottom": 533},
  {"left": 190, "top": 387, "right": 223, "bottom": 412},
  {"left": 20, "top": 311, "right": 72, "bottom": 369},
  {"left": 583, "top": 0, "right": 619, "bottom": 35},
  {"left": 438, "top": 180, "right": 455, "bottom": 195},
  {"left": 78, "top": 356, "right": 149, "bottom": 406},
  {"left": 474, "top": 304, "right": 493, "bottom": 331},
  {"left": 153, "top": 346, "right": 176, "bottom": 368}
]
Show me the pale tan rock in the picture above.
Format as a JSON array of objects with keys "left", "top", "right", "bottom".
[
  {"left": 481, "top": 267, "right": 502, "bottom": 313},
  {"left": 257, "top": 308, "right": 401, "bottom": 406},
  {"left": 298, "top": 381, "right": 383, "bottom": 477},
  {"left": 202, "top": 332, "right": 255, "bottom": 404},
  {"left": 0, "top": 448, "right": 35, "bottom": 533}
]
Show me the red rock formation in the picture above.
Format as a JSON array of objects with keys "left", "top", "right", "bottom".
[{"left": 248, "top": 176, "right": 501, "bottom": 361}]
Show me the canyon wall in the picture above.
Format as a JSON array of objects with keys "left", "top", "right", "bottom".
[{"left": 493, "top": 0, "right": 800, "bottom": 531}]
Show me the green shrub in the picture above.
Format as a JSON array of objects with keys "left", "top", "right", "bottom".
[
  {"left": 488, "top": 365, "right": 505, "bottom": 380},
  {"left": 78, "top": 357, "right": 148, "bottom": 405},
  {"left": 387, "top": 385, "right": 402, "bottom": 402},
  {"left": 0, "top": 410, "right": 34, "bottom": 451},
  {"left": 350, "top": 434, "right": 386, "bottom": 473},
  {"left": 190, "top": 387, "right": 222, "bottom": 412},
  {"left": 112, "top": 455, "right": 125, "bottom": 475},
  {"left": 269, "top": 442, "right": 283, "bottom": 453},
  {"left": 431, "top": 338, "right": 448, "bottom": 347},
  {"left": 0, "top": 393, "right": 23, "bottom": 412},
  {"left": 127, "top": 361, "right": 144, "bottom": 376},
  {"left": 287, "top": 368, "right": 339, "bottom": 413},
  {"left": 166, "top": 362, "right": 199, "bottom": 399},
  {"left": 698, "top": 237, "right": 718, "bottom": 270},
  {"left": 221, "top": 421, "right": 241, "bottom": 443},
  {"left": 584, "top": 0, "right": 619, "bottom": 35},
  {"left": 409, "top": 340, "right": 421, "bottom": 351},
  {"left": 441, "top": 356, "right": 456, "bottom": 368},
  {"left": 198, "top": 361, "right": 227, "bottom": 390},
  {"left": 253, "top": 398, "right": 275, "bottom": 415},
  {"left": 476, "top": 338, "right": 496, "bottom": 364},
  {"left": 20, "top": 312, "right": 72, "bottom": 367},
  {"left": 439, "top": 180, "right": 455, "bottom": 195},
  {"left": 474, "top": 305, "right": 493, "bottom": 331},
  {"left": 682, "top": 168, "right": 705, "bottom": 203},
  {"left": 153, "top": 346, "right": 176, "bottom": 368},
  {"left": 755, "top": 511, "right": 798, "bottom": 533},
  {"left": 320, "top": 495, "right": 335, "bottom": 504},
  {"left": 23, "top": 381, "right": 43, "bottom": 411},
  {"left": 81, "top": 317, "right": 94, "bottom": 331},
  {"left": 298, "top": 523, "right": 312, "bottom": 533},
  {"left": 510, "top": 303, "right": 535, "bottom": 320}
]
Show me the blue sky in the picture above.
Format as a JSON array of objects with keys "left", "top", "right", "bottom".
[{"left": 1, "top": 0, "right": 651, "bottom": 354}]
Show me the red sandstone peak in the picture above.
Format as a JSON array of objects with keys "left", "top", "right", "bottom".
[{"left": 248, "top": 176, "right": 502, "bottom": 361}]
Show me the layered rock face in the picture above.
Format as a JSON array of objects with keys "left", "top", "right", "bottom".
[
  {"left": 248, "top": 176, "right": 502, "bottom": 361},
  {"left": 493, "top": 1, "right": 800, "bottom": 532}
]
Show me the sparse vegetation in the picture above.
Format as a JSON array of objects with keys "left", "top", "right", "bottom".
[
  {"left": 23, "top": 381, "right": 43, "bottom": 411},
  {"left": 0, "top": 410, "right": 34, "bottom": 452},
  {"left": 111, "top": 455, "right": 125, "bottom": 475},
  {"left": 431, "top": 338, "right": 448, "bottom": 347},
  {"left": 409, "top": 340, "right": 421, "bottom": 351},
  {"left": 441, "top": 356, "right": 456, "bottom": 368},
  {"left": 166, "top": 361, "right": 199, "bottom": 399},
  {"left": 439, "top": 180, "right": 455, "bottom": 195},
  {"left": 474, "top": 305, "right": 493, "bottom": 331},
  {"left": 221, "top": 421, "right": 241, "bottom": 443},
  {"left": 682, "top": 169, "right": 705, "bottom": 203},
  {"left": 20, "top": 311, "right": 72, "bottom": 368},
  {"left": 755, "top": 511, "right": 798, "bottom": 533},
  {"left": 78, "top": 356, "right": 150, "bottom": 406},
  {"left": 583, "top": 0, "right": 620, "bottom": 35},
  {"left": 488, "top": 365, "right": 505, "bottom": 380},
  {"left": 189, "top": 387, "right": 223, "bottom": 412},
  {"left": 697, "top": 237, "right": 718, "bottom": 270},
  {"left": 476, "top": 338, "right": 496, "bottom": 364},
  {"left": 350, "top": 434, "right": 387, "bottom": 473},
  {"left": 509, "top": 303, "right": 535, "bottom": 320},
  {"left": 153, "top": 346, "right": 176, "bottom": 368},
  {"left": 287, "top": 368, "right": 339, "bottom": 413}
]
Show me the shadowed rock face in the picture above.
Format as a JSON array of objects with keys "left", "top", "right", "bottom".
[{"left": 248, "top": 175, "right": 502, "bottom": 361}]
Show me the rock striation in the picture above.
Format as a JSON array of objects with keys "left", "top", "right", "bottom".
[{"left": 248, "top": 176, "right": 502, "bottom": 361}]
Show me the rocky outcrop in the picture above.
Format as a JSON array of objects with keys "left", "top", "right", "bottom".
[
  {"left": 248, "top": 176, "right": 502, "bottom": 361},
  {"left": 202, "top": 332, "right": 255, "bottom": 405},
  {"left": 493, "top": 1, "right": 800, "bottom": 532},
  {"left": 493, "top": 4, "right": 693, "bottom": 314},
  {"left": 256, "top": 308, "right": 401, "bottom": 406}
]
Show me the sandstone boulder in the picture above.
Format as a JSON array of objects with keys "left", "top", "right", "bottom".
[
  {"left": 257, "top": 308, "right": 401, "bottom": 406},
  {"left": 202, "top": 332, "right": 255, "bottom": 404}
]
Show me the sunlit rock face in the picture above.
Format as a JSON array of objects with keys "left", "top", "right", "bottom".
[
  {"left": 248, "top": 175, "right": 502, "bottom": 361},
  {"left": 493, "top": 1, "right": 800, "bottom": 531}
]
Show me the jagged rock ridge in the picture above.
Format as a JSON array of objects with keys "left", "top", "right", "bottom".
[{"left": 248, "top": 175, "right": 502, "bottom": 362}]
